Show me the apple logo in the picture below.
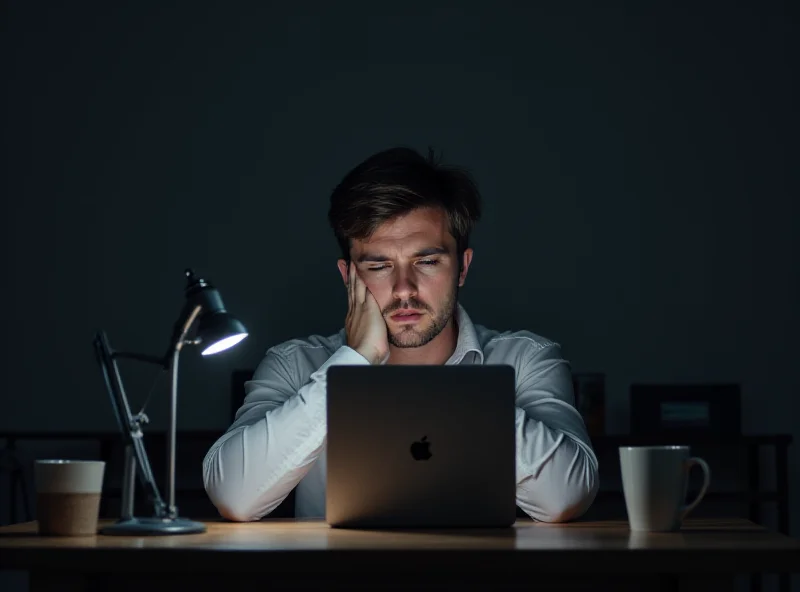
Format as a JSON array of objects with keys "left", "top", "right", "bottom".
[{"left": 410, "top": 436, "right": 432, "bottom": 461}]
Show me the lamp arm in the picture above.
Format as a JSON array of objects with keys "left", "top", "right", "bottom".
[
  {"left": 93, "top": 331, "right": 168, "bottom": 518},
  {"left": 163, "top": 295, "right": 200, "bottom": 363},
  {"left": 112, "top": 351, "right": 168, "bottom": 368},
  {"left": 166, "top": 304, "right": 203, "bottom": 518}
]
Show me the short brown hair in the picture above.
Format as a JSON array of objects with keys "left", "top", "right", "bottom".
[{"left": 328, "top": 147, "right": 482, "bottom": 263}]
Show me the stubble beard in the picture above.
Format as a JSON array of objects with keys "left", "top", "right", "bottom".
[{"left": 384, "top": 277, "right": 460, "bottom": 349}]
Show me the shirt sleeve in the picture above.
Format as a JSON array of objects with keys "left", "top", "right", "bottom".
[
  {"left": 513, "top": 343, "right": 599, "bottom": 522},
  {"left": 202, "top": 345, "right": 369, "bottom": 521}
]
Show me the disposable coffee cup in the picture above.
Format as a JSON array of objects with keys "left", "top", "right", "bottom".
[
  {"left": 34, "top": 460, "right": 105, "bottom": 536},
  {"left": 619, "top": 446, "right": 710, "bottom": 532}
]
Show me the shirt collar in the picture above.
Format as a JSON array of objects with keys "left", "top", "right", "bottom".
[{"left": 447, "top": 303, "right": 484, "bottom": 365}]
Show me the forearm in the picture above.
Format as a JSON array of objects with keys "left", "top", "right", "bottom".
[
  {"left": 203, "top": 346, "right": 368, "bottom": 521},
  {"left": 514, "top": 406, "right": 599, "bottom": 522},
  {"left": 202, "top": 389, "right": 326, "bottom": 521}
]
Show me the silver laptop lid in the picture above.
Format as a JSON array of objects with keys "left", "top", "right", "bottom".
[{"left": 326, "top": 364, "right": 516, "bottom": 528}]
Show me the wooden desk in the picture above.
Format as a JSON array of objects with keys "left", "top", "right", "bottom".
[{"left": 1, "top": 518, "right": 798, "bottom": 592}]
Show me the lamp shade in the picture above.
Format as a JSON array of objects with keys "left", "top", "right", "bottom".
[
  {"left": 169, "top": 268, "right": 248, "bottom": 357},
  {"left": 197, "top": 311, "right": 248, "bottom": 356}
]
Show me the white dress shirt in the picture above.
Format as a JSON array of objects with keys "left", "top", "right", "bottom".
[{"left": 203, "top": 304, "right": 599, "bottom": 522}]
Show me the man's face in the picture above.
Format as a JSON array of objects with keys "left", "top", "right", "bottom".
[{"left": 338, "top": 207, "right": 473, "bottom": 348}]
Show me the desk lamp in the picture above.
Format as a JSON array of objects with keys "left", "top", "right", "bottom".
[{"left": 93, "top": 269, "right": 247, "bottom": 535}]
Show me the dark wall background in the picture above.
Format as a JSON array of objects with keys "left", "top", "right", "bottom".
[{"left": 1, "top": 0, "right": 797, "bottom": 547}]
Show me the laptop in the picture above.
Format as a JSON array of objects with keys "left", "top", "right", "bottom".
[{"left": 325, "top": 364, "right": 517, "bottom": 528}]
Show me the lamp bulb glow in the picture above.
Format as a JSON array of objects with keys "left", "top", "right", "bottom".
[{"left": 201, "top": 333, "right": 248, "bottom": 356}]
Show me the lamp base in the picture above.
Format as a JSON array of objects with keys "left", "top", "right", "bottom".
[{"left": 100, "top": 516, "right": 207, "bottom": 536}]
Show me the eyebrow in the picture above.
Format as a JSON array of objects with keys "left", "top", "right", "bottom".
[{"left": 356, "top": 246, "right": 449, "bottom": 263}]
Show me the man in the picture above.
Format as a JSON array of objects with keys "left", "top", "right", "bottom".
[{"left": 203, "top": 147, "right": 599, "bottom": 522}]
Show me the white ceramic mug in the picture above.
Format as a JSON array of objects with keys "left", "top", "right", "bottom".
[{"left": 619, "top": 446, "right": 710, "bottom": 532}]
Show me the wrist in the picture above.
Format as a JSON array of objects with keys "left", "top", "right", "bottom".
[{"left": 356, "top": 345, "right": 384, "bottom": 365}]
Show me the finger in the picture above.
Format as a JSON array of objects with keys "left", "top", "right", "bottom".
[
  {"left": 365, "top": 287, "right": 380, "bottom": 311},
  {"left": 347, "top": 261, "right": 354, "bottom": 309},
  {"left": 354, "top": 265, "right": 367, "bottom": 304}
]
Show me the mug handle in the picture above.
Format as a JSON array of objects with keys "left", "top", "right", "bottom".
[{"left": 680, "top": 457, "right": 711, "bottom": 520}]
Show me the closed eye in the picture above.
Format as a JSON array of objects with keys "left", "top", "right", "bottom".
[{"left": 367, "top": 259, "right": 440, "bottom": 272}]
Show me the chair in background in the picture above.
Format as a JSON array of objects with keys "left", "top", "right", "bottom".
[{"left": 629, "top": 383, "right": 741, "bottom": 437}]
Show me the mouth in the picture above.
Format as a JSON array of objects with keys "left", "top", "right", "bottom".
[{"left": 390, "top": 310, "right": 424, "bottom": 323}]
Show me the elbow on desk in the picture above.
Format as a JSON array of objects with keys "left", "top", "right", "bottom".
[
  {"left": 203, "top": 473, "right": 265, "bottom": 522},
  {"left": 202, "top": 450, "right": 263, "bottom": 523},
  {"left": 549, "top": 456, "right": 599, "bottom": 523},
  {"left": 213, "top": 499, "right": 261, "bottom": 523},
  {"left": 206, "top": 483, "right": 290, "bottom": 523},
  {"left": 518, "top": 447, "right": 600, "bottom": 523},
  {"left": 202, "top": 434, "right": 301, "bottom": 523},
  {"left": 520, "top": 478, "right": 598, "bottom": 523},
  {"left": 536, "top": 480, "right": 598, "bottom": 523}
]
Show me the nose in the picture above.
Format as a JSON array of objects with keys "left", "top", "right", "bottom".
[{"left": 392, "top": 266, "right": 418, "bottom": 302}]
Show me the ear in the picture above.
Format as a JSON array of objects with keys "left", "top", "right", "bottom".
[
  {"left": 457, "top": 248, "right": 473, "bottom": 287},
  {"left": 337, "top": 259, "right": 349, "bottom": 286}
]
